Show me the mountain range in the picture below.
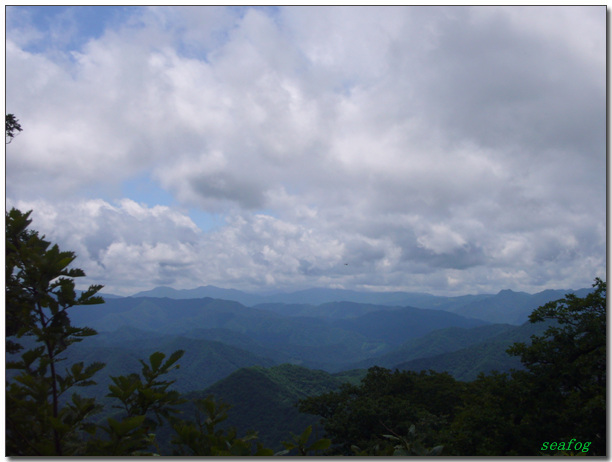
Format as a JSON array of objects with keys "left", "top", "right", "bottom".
[
  {"left": 69, "top": 296, "right": 488, "bottom": 371},
  {"left": 22, "top": 284, "right": 589, "bottom": 451},
  {"left": 127, "top": 284, "right": 590, "bottom": 325}
]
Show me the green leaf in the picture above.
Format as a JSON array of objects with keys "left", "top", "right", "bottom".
[
  {"left": 107, "top": 415, "right": 146, "bottom": 437},
  {"left": 298, "top": 425, "right": 313, "bottom": 445},
  {"left": 308, "top": 438, "right": 331, "bottom": 451},
  {"left": 164, "top": 349, "right": 185, "bottom": 370},
  {"left": 149, "top": 352, "right": 165, "bottom": 372}
]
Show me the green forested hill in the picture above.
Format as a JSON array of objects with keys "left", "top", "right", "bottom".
[{"left": 182, "top": 364, "right": 360, "bottom": 450}]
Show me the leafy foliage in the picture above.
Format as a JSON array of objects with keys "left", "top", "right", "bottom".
[
  {"left": 506, "top": 278, "right": 606, "bottom": 455},
  {"left": 350, "top": 424, "right": 444, "bottom": 456},
  {"left": 171, "top": 396, "right": 274, "bottom": 456},
  {"left": 299, "top": 367, "right": 463, "bottom": 455},
  {"left": 6, "top": 113, "right": 22, "bottom": 143},
  {"left": 84, "top": 350, "right": 186, "bottom": 455},
  {"left": 6, "top": 208, "right": 105, "bottom": 455},
  {"left": 278, "top": 425, "right": 331, "bottom": 456}
]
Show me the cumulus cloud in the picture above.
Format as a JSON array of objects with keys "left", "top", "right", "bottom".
[{"left": 5, "top": 6, "right": 606, "bottom": 295}]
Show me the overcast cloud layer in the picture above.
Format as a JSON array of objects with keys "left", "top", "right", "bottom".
[{"left": 6, "top": 6, "right": 606, "bottom": 296}]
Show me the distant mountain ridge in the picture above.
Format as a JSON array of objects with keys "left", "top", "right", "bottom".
[
  {"left": 351, "top": 323, "right": 516, "bottom": 370},
  {"left": 131, "top": 285, "right": 488, "bottom": 307},
  {"left": 394, "top": 319, "right": 555, "bottom": 381},
  {"left": 69, "top": 296, "right": 487, "bottom": 371},
  {"left": 132, "top": 285, "right": 265, "bottom": 306},
  {"left": 446, "top": 288, "right": 592, "bottom": 324},
  {"left": 129, "top": 285, "right": 592, "bottom": 325}
]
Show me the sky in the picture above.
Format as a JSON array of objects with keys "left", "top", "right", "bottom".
[{"left": 5, "top": 6, "right": 606, "bottom": 297}]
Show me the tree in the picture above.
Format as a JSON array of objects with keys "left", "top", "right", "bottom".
[
  {"left": 447, "top": 371, "right": 536, "bottom": 456},
  {"left": 508, "top": 278, "right": 606, "bottom": 390},
  {"left": 85, "top": 350, "right": 187, "bottom": 456},
  {"left": 5, "top": 207, "right": 278, "bottom": 456},
  {"left": 447, "top": 280, "right": 606, "bottom": 456},
  {"left": 6, "top": 113, "right": 22, "bottom": 143},
  {"left": 5, "top": 209, "right": 192, "bottom": 456},
  {"left": 6, "top": 207, "right": 106, "bottom": 455},
  {"left": 299, "top": 367, "right": 463, "bottom": 455},
  {"left": 171, "top": 395, "right": 276, "bottom": 456},
  {"left": 507, "top": 278, "right": 606, "bottom": 455}
]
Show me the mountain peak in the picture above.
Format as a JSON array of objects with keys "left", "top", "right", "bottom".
[{"left": 496, "top": 289, "right": 529, "bottom": 297}]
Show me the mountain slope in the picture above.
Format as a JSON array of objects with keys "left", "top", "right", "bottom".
[
  {"left": 351, "top": 323, "right": 515, "bottom": 369},
  {"left": 130, "top": 285, "right": 481, "bottom": 308},
  {"left": 70, "top": 297, "right": 278, "bottom": 334},
  {"left": 69, "top": 297, "right": 491, "bottom": 370},
  {"left": 447, "top": 288, "right": 593, "bottom": 324},
  {"left": 57, "top": 329, "right": 276, "bottom": 404},
  {"left": 132, "top": 285, "right": 266, "bottom": 306},
  {"left": 193, "top": 364, "right": 353, "bottom": 450},
  {"left": 126, "top": 285, "right": 593, "bottom": 325},
  {"left": 394, "top": 319, "right": 553, "bottom": 381},
  {"left": 253, "top": 301, "right": 403, "bottom": 319},
  {"left": 334, "top": 306, "right": 488, "bottom": 346}
]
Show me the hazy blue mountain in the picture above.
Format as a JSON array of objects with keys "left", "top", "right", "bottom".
[
  {"left": 131, "top": 285, "right": 266, "bottom": 306},
  {"left": 446, "top": 289, "right": 532, "bottom": 323},
  {"left": 333, "top": 306, "right": 488, "bottom": 346},
  {"left": 69, "top": 296, "right": 493, "bottom": 370},
  {"left": 351, "top": 323, "right": 515, "bottom": 369},
  {"left": 180, "top": 327, "right": 294, "bottom": 364},
  {"left": 250, "top": 303, "right": 316, "bottom": 317},
  {"left": 69, "top": 297, "right": 389, "bottom": 368},
  {"left": 69, "top": 297, "right": 280, "bottom": 334},
  {"left": 42, "top": 327, "right": 277, "bottom": 416},
  {"left": 258, "top": 288, "right": 440, "bottom": 307},
  {"left": 130, "top": 285, "right": 460, "bottom": 307},
  {"left": 420, "top": 293, "right": 494, "bottom": 311},
  {"left": 253, "top": 301, "right": 403, "bottom": 318},
  {"left": 447, "top": 288, "right": 592, "bottom": 324},
  {"left": 125, "top": 285, "right": 592, "bottom": 325},
  {"left": 394, "top": 319, "right": 554, "bottom": 381}
]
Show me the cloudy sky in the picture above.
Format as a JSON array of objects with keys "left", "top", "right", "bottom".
[{"left": 5, "top": 6, "right": 606, "bottom": 297}]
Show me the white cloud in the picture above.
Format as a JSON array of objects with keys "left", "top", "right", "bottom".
[{"left": 6, "top": 6, "right": 606, "bottom": 296}]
